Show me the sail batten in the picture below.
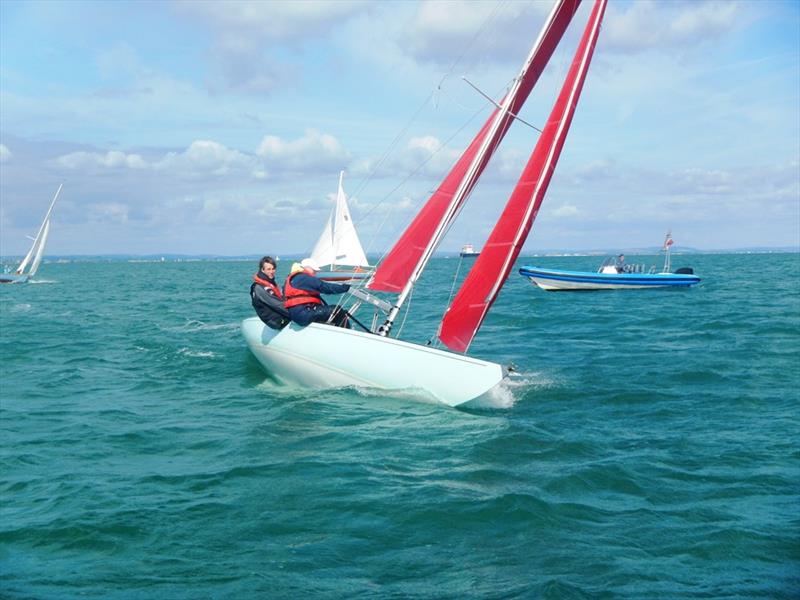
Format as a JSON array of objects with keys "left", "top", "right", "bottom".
[
  {"left": 368, "top": 0, "right": 582, "bottom": 300},
  {"left": 439, "top": 0, "right": 608, "bottom": 353}
]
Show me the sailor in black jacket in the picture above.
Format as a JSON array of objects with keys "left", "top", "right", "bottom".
[{"left": 250, "top": 256, "right": 290, "bottom": 330}]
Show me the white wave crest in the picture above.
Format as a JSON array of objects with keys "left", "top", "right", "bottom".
[{"left": 178, "top": 347, "right": 217, "bottom": 358}]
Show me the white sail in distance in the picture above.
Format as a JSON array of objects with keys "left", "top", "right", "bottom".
[
  {"left": 14, "top": 184, "right": 62, "bottom": 277},
  {"left": 310, "top": 172, "right": 369, "bottom": 269}
]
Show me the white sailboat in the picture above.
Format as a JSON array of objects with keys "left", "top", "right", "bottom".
[
  {"left": 1, "top": 184, "right": 62, "bottom": 284},
  {"left": 309, "top": 171, "right": 371, "bottom": 282},
  {"left": 243, "top": 0, "right": 607, "bottom": 406}
]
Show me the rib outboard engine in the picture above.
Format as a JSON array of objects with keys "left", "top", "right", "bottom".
[{"left": 674, "top": 267, "right": 694, "bottom": 274}]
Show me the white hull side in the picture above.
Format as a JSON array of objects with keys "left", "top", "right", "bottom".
[
  {"left": 530, "top": 277, "right": 670, "bottom": 290},
  {"left": 242, "top": 317, "right": 506, "bottom": 407}
]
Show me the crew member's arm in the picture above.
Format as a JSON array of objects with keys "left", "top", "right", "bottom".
[
  {"left": 293, "top": 274, "right": 350, "bottom": 295},
  {"left": 254, "top": 285, "right": 290, "bottom": 317}
]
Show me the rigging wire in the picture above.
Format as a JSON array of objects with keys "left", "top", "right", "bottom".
[
  {"left": 331, "top": 0, "right": 524, "bottom": 336},
  {"left": 348, "top": 0, "right": 514, "bottom": 268},
  {"left": 428, "top": 254, "right": 465, "bottom": 348},
  {"left": 394, "top": 285, "right": 413, "bottom": 339}
]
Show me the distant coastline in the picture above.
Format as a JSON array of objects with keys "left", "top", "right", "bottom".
[{"left": 1, "top": 247, "right": 798, "bottom": 264}]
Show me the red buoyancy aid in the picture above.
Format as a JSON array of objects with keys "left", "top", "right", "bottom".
[
  {"left": 253, "top": 273, "right": 283, "bottom": 299},
  {"left": 283, "top": 271, "right": 323, "bottom": 309}
]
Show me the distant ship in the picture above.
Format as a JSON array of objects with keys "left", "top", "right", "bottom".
[{"left": 459, "top": 244, "right": 480, "bottom": 258}]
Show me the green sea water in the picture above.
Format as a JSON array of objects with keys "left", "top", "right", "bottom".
[{"left": 1, "top": 253, "right": 798, "bottom": 599}]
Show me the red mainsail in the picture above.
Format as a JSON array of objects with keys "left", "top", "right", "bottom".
[
  {"left": 368, "top": 0, "right": 582, "bottom": 294},
  {"left": 439, "top": 0, "right": 608, "bottom": 353}
]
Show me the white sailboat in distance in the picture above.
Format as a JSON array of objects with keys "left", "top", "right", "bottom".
[
  {"left": 1, "top": 184, "right": 63, "bottom": 284},
  {"left": 243, "top": 0, "right": 607, "bottom": 406},
  {"left": 309, "top": 171, "right": 371, "bottom": 283}
]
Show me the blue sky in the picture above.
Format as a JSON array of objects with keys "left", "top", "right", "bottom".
[{"left": 1, "top": 0, "right": 798, "bottom": 256}]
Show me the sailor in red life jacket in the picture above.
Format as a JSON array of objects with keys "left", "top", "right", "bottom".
[
  {"left": 250, "top": 256, "right": 290, "bottom": 330},
  {"left": 283, "top": 258, "right": 351, "bottom": 327}
]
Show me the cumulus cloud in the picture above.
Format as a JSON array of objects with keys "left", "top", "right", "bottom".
[
  {"left": 155, "top": 140, "right": 255, "bottom": 177},
  {"left": 550, "top": 205, "right": 581, "bottom": 218},
  {"left": 351, "top": 134, "right": 463, "bottom": 181},
  {"left": 0, "top": 144, "right": 11, "bottom": 163},
  {"left": 54, "top": 140, "right": 256, "bottom": 178},
  {"left": 56, "top": 150, "right": 147, "bottom": 170},
  {"left": 46, "top": 132, "right": 355, "bottom": 185},
  {"left": 407, "top": 135, "right": 442, "bottom": 154},
  {"left": 256, "top": 129, "right": 350, "bottom": 173}
]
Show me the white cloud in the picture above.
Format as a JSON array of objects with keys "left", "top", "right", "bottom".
[
  {"left": 351, "top": 134, "right": 463, "bottom": 181},
  {"left": 155, "top": 140, "right": 255, "bottom": 176},
  {"left": 0, "top": 144, "right": 11, "bottom": 163},
  {"left": 54, "top": 141, "right": 255, "bottom": 178},
  {"left": 56, "top": 150, "right": 147, "bottom": 170},
  {"left": 550, "top": 205, "right": 580, "bottom": 218},
  {"left": 256, "top": 129, "right": 350, "bottom": 173},
  {"left": 407, "top": 135, "right": 442, "bottom": 154},
  {"left": 604, "top": 1, "right": 744, "bottom": 54}
]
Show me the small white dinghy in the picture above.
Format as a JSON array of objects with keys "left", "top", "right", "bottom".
[{"left": 309, "top": 171, "right": 371, "bottom": 283}]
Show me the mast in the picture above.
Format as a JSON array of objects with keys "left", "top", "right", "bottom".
[
  {"left": 370, "top": 0, "right": 582, "bottom": 336},
  {"left": 439, "top": 0, "right": 607, "bottom": 353}
]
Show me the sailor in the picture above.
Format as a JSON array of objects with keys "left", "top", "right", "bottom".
[
  {"left": 250, "top": 256, "right": 290, "bottom": 330},
  {"left": 615, "top": 254, "right": 627, "bottom": 273},
  {"left": 283, "top": 258, "right": 351, "bottom": 327}
]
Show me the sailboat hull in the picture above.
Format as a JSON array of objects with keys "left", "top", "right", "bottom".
[
  {"left": 519, "top": 266, "right": 701, "bottom": 290},
  {"left": 241, "top": 317, "right": 506, "bottom": 406},
  {"left": 0, "top": 274, "right": 30, "bottom": 284}
]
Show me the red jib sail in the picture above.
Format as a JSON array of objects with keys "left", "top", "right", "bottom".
[
  {"left": 439, "top": 0, "right": 608, "bottom": 353},
  {"left": 368, "top": 0, "right": 582, "bottom": 294}
]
